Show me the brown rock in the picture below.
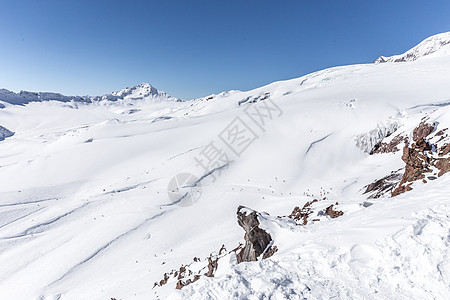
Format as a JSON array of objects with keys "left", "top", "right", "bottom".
[
  {"left": 324, "top": 205, "right": 344, "bottom": 218},
  {"left": 390, "top": 123, "right": 450, "bottom": 196},
  {"left": 236, "top": 206, "right": 276, "bottom": 263},
  {"left": 364, "top": 171, "right": 402, "bottom": 198},
  {"left": 435, "top": 157, "right": 450, "bottom": 177},
  {"left": 288, "top": 199, "right": 318, "bottom": 225},
  {"left": 412, "top": 122, "right": 435, "bottom": 143},
  {"left": 204, "top": 255, "right": 218, "bottom": 277},
  {"left": 371, "top": 135, "right": 406, "bottom": 154},
  {"left": 439, "top": 143, "right": 450, "bottom": 156}
]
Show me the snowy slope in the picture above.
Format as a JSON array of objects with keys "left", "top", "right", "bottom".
[
  {"left": 0, "top": 33, "right": 450, "bottom": 300},
  {"left": 375, "top": 31, "right": 450, "bottom": 63}
]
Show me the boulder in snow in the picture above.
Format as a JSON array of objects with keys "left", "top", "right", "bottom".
[
  {"left": 0, "top": 125, "right": 14, "bottom": 141},
  {"left": 236, "top": 206, "right": 277, "bottom": 263}
]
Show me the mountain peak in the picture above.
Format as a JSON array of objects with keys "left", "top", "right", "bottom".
[
  {"left": 375, "top": 31, "right": 450, "bottom": 63},
  {"left": 105, "top": 82, "right": 180, "bottom": 102}
]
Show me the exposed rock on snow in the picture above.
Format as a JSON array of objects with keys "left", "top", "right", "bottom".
[
  {"left": 204, "top": 254, "right": 219, "bottom": 278},
  {"left": 365, "top": 119, "right": 450, "bottom": 198},
  {"left": 238, "top": 92, "right": 270, "bottom": 106},
  {"left": 236, "top": 206, "right": 277, "bottom": 263},
  {"left": 370, "top": 134, "right": 406, "bottom": 155},
  {"left": 364, "top": 170, "right": 403, "bottom": 199},
  {"left": 393, "top": 121, "right": 450, "bottom": 196},
  {"left": 324, "top": 204, "right": 344, "bottom": 218},
  {"left": 0, "top": 126, "right": 14, "bottom": 141},
  {"left": 154, "top": 243, "right": 243, "bottom": 291},
  {"left": 412, "top": 120, "right": 436, "bottom": 142},
  {"left": 288, "top": 199, "right": 319, "bottom": 225},
  {"left": 375, "top": 32, "right": 450, "bottom": 63},
  {"left": 154, "top": 259, "right": 203, "bottom": 291}
]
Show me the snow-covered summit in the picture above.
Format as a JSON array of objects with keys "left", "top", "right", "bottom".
[
  {"left": 92, "top": 83, "right": 181, "bottom": 102},
  {"left": 0, "top": 82, "right": 180, "bottom": 105},
  {"left": 375, "top": 31, "right": 450, "bottom": 63}
]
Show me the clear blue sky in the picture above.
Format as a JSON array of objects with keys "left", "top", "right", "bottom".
[{"left": 1, "top": 0, "right": 449, "bottom": 100}]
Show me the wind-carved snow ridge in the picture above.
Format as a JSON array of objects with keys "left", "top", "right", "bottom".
[
  {"left": 375, "top": 32, "right": 450, "bottom": 63},
  {"left": 355, "top": 115, "right": 405, "bottom": 153},
  {"left": 0, "top": 126, "right": 14, "bottom": 141}
]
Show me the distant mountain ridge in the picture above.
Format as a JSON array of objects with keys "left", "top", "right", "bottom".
[
  {"left": 0, "top": 82, "right": 181, "bottom": 105},
  {"left": 375, "top": 31, "right": 450, "bottom": 63}
]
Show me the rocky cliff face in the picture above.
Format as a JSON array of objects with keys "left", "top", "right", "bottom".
[
  {"left": 392, "top": 122, "right": 435, "bottom": 196},
  {"left": 364, "top": 119, "right": 450, "bottom": 197}
]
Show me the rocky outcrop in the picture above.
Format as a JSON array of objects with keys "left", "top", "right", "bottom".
[
  {"left": 364, "top": 171, "right": 403, "bottom": 198},
  {"left": 0, "top": 125, "right": 14, "bottom": 141},
  {"left": 392, "top": 121, "right": 450, "bottom": 196},
  {"left": 155, "top": 205, "right": 279, "bottom": 291},
  {"left": 176, "top": 275, "right": 201, "bottom": 290},
  {"left": 288, "top": 199, "right": 318, "bottom": 225},
  {"left": 153, "top": 242, "right": 243, "bottom": 291},
  {"left": 435, "top": 156, "right": 450, "bottom": 176},
  {"left": 370, "top": 135, "right": 405, "bottom": 154},
  {"left": 236, "top": 206, "right": 277, "bottom": 263},
  {"left": 204, "top": 254, "right": 218, "bottom": 277},
  {"left": 324, "top": 204, "right": 344, "bottom": 218},
  {"left": 412, "top": 121, "right": 435, "bottom": 143}
]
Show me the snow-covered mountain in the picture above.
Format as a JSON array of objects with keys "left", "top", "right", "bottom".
[
  {"left": 91, "top": 83, "right": 181, "bottom": 103},
  {"left": 375, "top": 31, "right": 450, "bottom": 63},
  {"left": 0, "top": 82, "right": 180, "bottom": 105},
  {"left": 0, "top": 33, "right": 450, "bottom": 300}
]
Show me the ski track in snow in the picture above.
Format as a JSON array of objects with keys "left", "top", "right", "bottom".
[
  {"left": 48, "top": 211, "right": 167, "bottom": 288},
  {"left": 0, "top": 197, "right": 59, "bottom": 208},
  {"left": 0, "top": 202, "right": 90, "bottom": 240}
]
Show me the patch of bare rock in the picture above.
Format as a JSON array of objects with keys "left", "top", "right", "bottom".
[{"left": 366, "top": 120, "right": 450, "bottom": 197}]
